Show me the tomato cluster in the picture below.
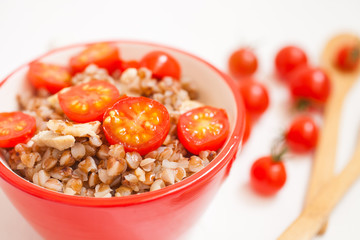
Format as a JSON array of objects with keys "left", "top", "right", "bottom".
[
  {"left": 228, "top": 47, "right": 270, "bottom": 145},
  {"left": 239, "top": 41, "right": 358, "bottom": 196},
  {"left": 227, "top": 42, "right": 352, "bottom": 196}
]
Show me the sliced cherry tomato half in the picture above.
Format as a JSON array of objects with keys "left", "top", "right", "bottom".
[
  {"left": 103, "top": 97, "right": 170, "bottom": 155},
  {"left": 69, "top": 43, "right": 120, "bottom": 74},
  {"left": 27, "top": 62, "right": 71, "bottom": 94},
  {"left": 58, "top": 80, "right": 120, "bottom": 123},
  {"left": 0, "top": 112, "right": 36, "bottom": 148},
  {"left": 139, "top": 51, "right": 181, "bottom": 80},
  {"left": 250, "top": 156, "right": 287, "bottom": 195},
  {"left": 177, "top": 106, "right": 230, "bottom": 155}
]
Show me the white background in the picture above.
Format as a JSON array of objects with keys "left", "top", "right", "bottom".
[{"left": 1, "top": 0, "right": 360, "bottom": 239}]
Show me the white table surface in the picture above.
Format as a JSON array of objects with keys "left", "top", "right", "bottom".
[{"left": 1, "top": 0, "right": 360, "bottom": 239}]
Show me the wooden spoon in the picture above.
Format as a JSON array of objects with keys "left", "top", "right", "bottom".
[
  {"left": 304, "top": 33, "right": 360, "bottom": 235},
  {"left": 278, "top": 132, "right": 360, "bottom": 240}
]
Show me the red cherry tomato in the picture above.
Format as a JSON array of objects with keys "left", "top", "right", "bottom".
[
  {"left": 242, "top": 112, "right": 252, "bottom": 145},
  {"left": 250, "top": 156, "right": 287, "bottom": 195},
  {"left": 103, "top": 97, "right": 170, "bottom": 156},
  {"left": 285, "top": 116, "right": 318, "bottom": 153},
  {"left": 289, "top": 66, "right": 331, "bottom": 105},
  {"left": 139, "top": 51, "right": 181, "bottom": 80},
  {"left": 228, "top": 48, "right": 258, "bottom": 78},
  {"left": 119, "top": 60, "right": 140, "bottom": 72},
  {"left": 0, "top": 112, "right": 36, "bottom": 148},
  {"left": 58, "top": 80, "right": 120, "bottom": 123},
  {"left": 336, "top": 44, "right": 360, "bottom": 71},
  {"left": 177, "top": 106, "right": 230, "bottom": 155},
  {"left": 70, "top": 43, "right": 120, "bottom": 74},
  {"left": 275, "top": 46, "right": 308, "bottom": 81},
  {"left": 239, "top": 79, "right": 270, "bottom": 120},
  {"left": 27, "top": 62, "right": 71, "bottom": 94}
]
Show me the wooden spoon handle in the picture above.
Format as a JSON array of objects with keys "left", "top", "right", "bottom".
[
  {"left": 305, "top": 33, "right": 359, "bottom": 235},
  {"left": 305, "top": 85, "right": 348, "bottom": 205},
  {"left": 278, "top": 137, "right": 360, "bottom": 240}
]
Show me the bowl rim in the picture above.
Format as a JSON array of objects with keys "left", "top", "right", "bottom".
[{"left": 0, "top": 40, "right": 245, "bottom": 207}]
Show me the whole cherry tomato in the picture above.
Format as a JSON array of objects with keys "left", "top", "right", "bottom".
[
  {"left": 177, "top": 106, "right": 230, "bottom": 155},
  {"left": 250, "top": 156, "right": 287, "bottom": 195},
  {"left": 285, "top": 116, "right": 318, "bottom": 153},
  {"left": 27, "top": 62, "right": 71, "bottom": 94},
  {"left": 289, "top": 66, "right": 331, "bottom": 105},
  {"left": 228, "top": 48, "right": 258, "bottom": 78},
  {"left": 0, "top": 112, "right": 36, "bottom": 148},
  {"left": 58, "top": 80, "right": 120, "bottom": 123},
  {"left": 70, "top": 43, "right": 120, "bottom": 74},
  {"left": 103, "top": 96, "right": 170, "bottom": 156},
  {"left": 336, "top": 44, "right": 360, "bottom": 71},
  {"left": 239, "top": 79, "right": 269, "bottom": 120},
  {"left": 275, "top": 46, "right": 308, "bottom": 81},
  {"left": 139, "top": 51, "right": 181, "bottom": 80}
]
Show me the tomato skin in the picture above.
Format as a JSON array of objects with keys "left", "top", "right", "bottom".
[
  {"left": 177, "top": 106, "right": 230, "bottom": 155},
  {"left": 118, "top": 60, "right": 140, "bottom": 72},
  {"left": 336, "top": 45, "right": 360, "bottom": 71},
  {"left": 285, "top": 116, "right": 318, "bottom": 153},
  {"left": 242, "top": 112, "right": 252, "bottom": 145},
  {"left": 103, "top": 97, "right": 170, "bottom": 156},
  {"left": 58, "top": 80, "right": 120, "bottom": 123},
  {"left": 69, "top": 43, "right": 120, "bottom": 74},
  {"left": 228, "top": 48, "right": 258, "bottom": 78},
  {"left": 27, "top": 62, "right": 71, "bottom": 94},
  {"left": 275, "top": 46, "right": 308, "bottom": 81},
  {"left": 289, "top": 67, "right": 331, "bottom": 104},
  {"left": 250, "top": 156, "right": 287, "bottom": 195},
  {"left": 139, "top": 51, "right": 181, "bottom": 80},
  {"left": 239, "top": 79, "right": 269, "bottom": 120},
  {"left": 0, "top": 112, "right": 36, "bottom": 148}
]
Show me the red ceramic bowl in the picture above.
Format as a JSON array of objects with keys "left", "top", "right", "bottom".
[{"left": 0, "top": 41, "right": 245, "bottom": 240}]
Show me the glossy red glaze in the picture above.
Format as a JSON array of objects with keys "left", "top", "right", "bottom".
[{"left": 0, "top": 41, "right": 245, "bottom": 240}]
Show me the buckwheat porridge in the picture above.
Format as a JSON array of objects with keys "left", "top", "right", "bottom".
[{"left": 0, "top": 43, "right": 229, "bottom": 198}]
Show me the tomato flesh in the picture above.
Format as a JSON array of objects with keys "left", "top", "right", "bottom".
[
  {"left": 285, "top": 116, "right": 318, "bottom": 153},
  {"left": 228, "top": 48, "right": 258, "bottom": 78},
  {"left": 250, "top": 156, "right": 287, "bottom": 195},
  {"left": 70, "top": 43, "right": 120, "bottom": 74},
  {"left": 177, "top": 106, "right": 230, "bottom": 155},
  {"left": 139, "top": 51, "right": 181, "bottom": 80},
  {"left": 103, "top": 97, "right": 170, "bottom": 156},
  {"left": 58, "top": 80, "right": 120, "bottom": 123},
  {"left": 27, "top": 62, "right": 71, "bottom": 94},
  {"left": 0, "top": 112, "right": 36, "bottom": 148}
]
